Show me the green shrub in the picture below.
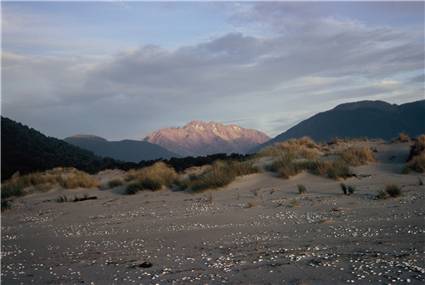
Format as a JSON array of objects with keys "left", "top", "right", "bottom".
[
  {"left": 180, "top": 160, "right": 258, "bottom": 192},
  {"left": 125, "top": 182, "right": 145, "bottom": 195},
  {"left": 297, "top": 184, "right": 307, "bottom": 194},
  {"left": 108, "top": 179, "right": 124, "bottom": 188},
  {"left": 385, "top": 184, "right": 401, "bottom": 197},
  {"left": 140, "top": 178, "right": 162, "bottom": 191}
]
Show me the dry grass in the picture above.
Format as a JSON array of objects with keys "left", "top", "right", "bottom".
[
  {"left": 398, "top": 132, "right": 410, "bottom": 142},
  {"left": 178, "top": 160, "right": 258, "bottom": 192},
  {"left": 404, "top": 135, "right": 425, "bottom": 173},
  {"left": 1, "top": 168, "right": 99, "bottom": 200},
  {"left": 126, "top": 162, "right": 178, "bottom": 190},
  {"left": 258, "top": 137, "right": 321, "bottom": 159},
  {"left": 339, "top": 147, "right": 376, "bottom": 166},
  {"left": 376, "top": 184, "right": 402, "bottom": 199}
]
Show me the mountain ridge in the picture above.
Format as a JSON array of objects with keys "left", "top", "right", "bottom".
[
  {"left": 256, "top": 99, "right": 425, "bottom": 151},
  {"left": 64, "top": 135, "right": 178, "bottom": 162},
  {"left": 144, "top": 120, "right": 270, "bottom": 156}
]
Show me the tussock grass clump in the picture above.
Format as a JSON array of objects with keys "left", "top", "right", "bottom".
[
  {"left": 267, "top": 154, "right": 306, "bottom": 178},
  {"left": 258, "top": 137, "right": 320, "bottom": 159},
  {"left": 376, "top": 184, "right": 402, "bottom": 199},
  {"left": 179, "top": 160, "right": 258, "bottom": 192},
  {"left": 268, "top": 155, "right": 352, "bottom": 180},
  {"left": 307, "top": 160, "right": 352, "bottom": 179},
  {"left": 398, "top": 132, "right": 410, "bottom": 142},
  {"left": 341, "top": 183, "right": 356, "bottom": 195},
  {"left": 340, "top": 183, "right": 348, "bottom": 195},
  {"left": 107, "top": 179, "right": 124, "bottom": 188},
  {"left": 339, "top": 147, "right": 376, "bottom": 166},
  {"left": 348, "top": 185, "right": 356, "bottom": 195},
  {"left": 125, "top": 182, "right": 145, "bottom": 195},
  {"left": 56, "top": 169, "right": 99, "bottom": 189},
  {"left": 297, "top": 184, "right": 307, "bottom": 194},
  {"left": 385, "top": 184, "right": 401, "bottom": 197},
  {"left": 1, "top": 168, "right": 99, "bottom": 200},
  {"left": 126, "top": 162, "right": 178, "bottom": 189},
  {"left": 405, "top": 135, "right": 425, "bottom": 173},
  {"left": 1, "top": 199, "right": 11, "bottom": 211}
]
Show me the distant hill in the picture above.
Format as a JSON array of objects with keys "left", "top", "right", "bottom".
[
  {"left": 1, "top": 117, "right": 252, "bottom": 180},
  {"left": 257, "top": 100, "right": 425, "bottom": 150},
  {"left": 144, "top": 120, "right": 269, "bottom": 156},
  {"left": 1, "top": 117, "right": 117, "bottom": 180},
  {"left": 64, "top": 135, "right": 178, "bottom": 162}
]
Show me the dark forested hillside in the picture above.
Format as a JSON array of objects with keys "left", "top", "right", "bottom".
[
  {"left": 257, "top": 100, "right": 425, "bottom": 150},
  {"left": 1, "top": 117, "right": 250, "bottom": 180},
  {"left": 1, "top": 117, "right": 118, "bottom": 180}
]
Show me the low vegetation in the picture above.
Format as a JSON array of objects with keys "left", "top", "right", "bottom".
[
  {"left": 258, "top": 137, "right": 321, "bottom": 159},
  {"left": 2, "top": 168, "right": 99, "bottom": 200},
  {"left": 126, "top": 162, "right": 177, "bottom": 187},
  {"left": 107, "top": 179, "right": 124, "bottom": 188},
  {"left": 376, "top": 184, "right": 402, "bottom": 199},
  {"left": 398, "top": 132, "right": 410, "bottom": 143},
  {"left": 339, "top": 147, "right": 376, "bottom": 166},
  {"left": 178, "top": 160, "right": 258, "bottom": 192},
  {"left": 297, "top": 184, "right": 307, "bottom": 194},
  {"left": 404, "top": 135, "right": 425, "bottom": 173},
  {"left": 340, "top": 183, "right": 355, "bottom": 195},
  {"left": 56, "top": 194, "right": 97, "bottom": 203}
]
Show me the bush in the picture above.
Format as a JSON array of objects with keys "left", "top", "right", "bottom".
[
  {"left": 340, "top": 183, "right": 348, "bottom": 195},
  {"left": 1, "top": 182, "right": 25, "bottom": 200},
  {"left": 179, "top": 160, "right": 258, "bottom": 192},
  {"left": 308, "top": 160, "right": 352, "bottom": 179},
  {"left": 125, "top": 182, "right": 145, "bottom": 195},
  {"left": 347, "top": 185, "right": 356, "bottom": 195},
  {"left": 297, "top": 184, "right": 307, "bottom": 194},
  {"left": 1, "top": 199, "right": 11, "bottom": 211},
  {"left": 108, "top": 179, "right": 124, "bottom": 188},
  {"left": 406, "top": 153, "right": 425, "bottom": 173},
  {"left": 267, "top": 154, "right": 304, "bottom": 178},
  {"left": 376, "top": 190, "right": 388, "bottom": 200},
  {"left": 385, "top": 184, "right": 401, "bottom": 197},
  {"left": 258, "top": 137, "right": 320, "bottom": 159},
  {"left": 139, "top": 178, "right": 162, "bottom": 191},
  {"left": 126, "top": 162, "right": 178, "bottom": 187},
  {"left": 398, "top": 133, "right": 410, "bottom": 142},
  {"left": 340, "top": 147, "right": 376, "bottom": 166},
  {"left": 405, "top": 135, "right": 425, "bottom": 173}
]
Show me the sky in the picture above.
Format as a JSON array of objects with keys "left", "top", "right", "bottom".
[{"left": 2, "top": 1, "right": 424, "bottom": 140}]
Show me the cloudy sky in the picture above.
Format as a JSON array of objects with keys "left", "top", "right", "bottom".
[{"left": 2, "top": 2, "right": 424, "bottom": 140}]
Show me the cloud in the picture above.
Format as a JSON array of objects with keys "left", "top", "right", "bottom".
[{"left": 2, "top": 3, "right": 424, "bottom": 139}]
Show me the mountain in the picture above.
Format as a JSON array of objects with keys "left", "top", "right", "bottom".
[
  {"left": 144, "top": 120, "right": 270, "bottom": 156},
  {"left": 1, "top": 117, "right": 114, "bottom": 180},
  {"left": 258, "top": 100, "right": 425, "bottom": 150},
  {"left": 64, "top": 135, "right": 178, "bottom": 162}
]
